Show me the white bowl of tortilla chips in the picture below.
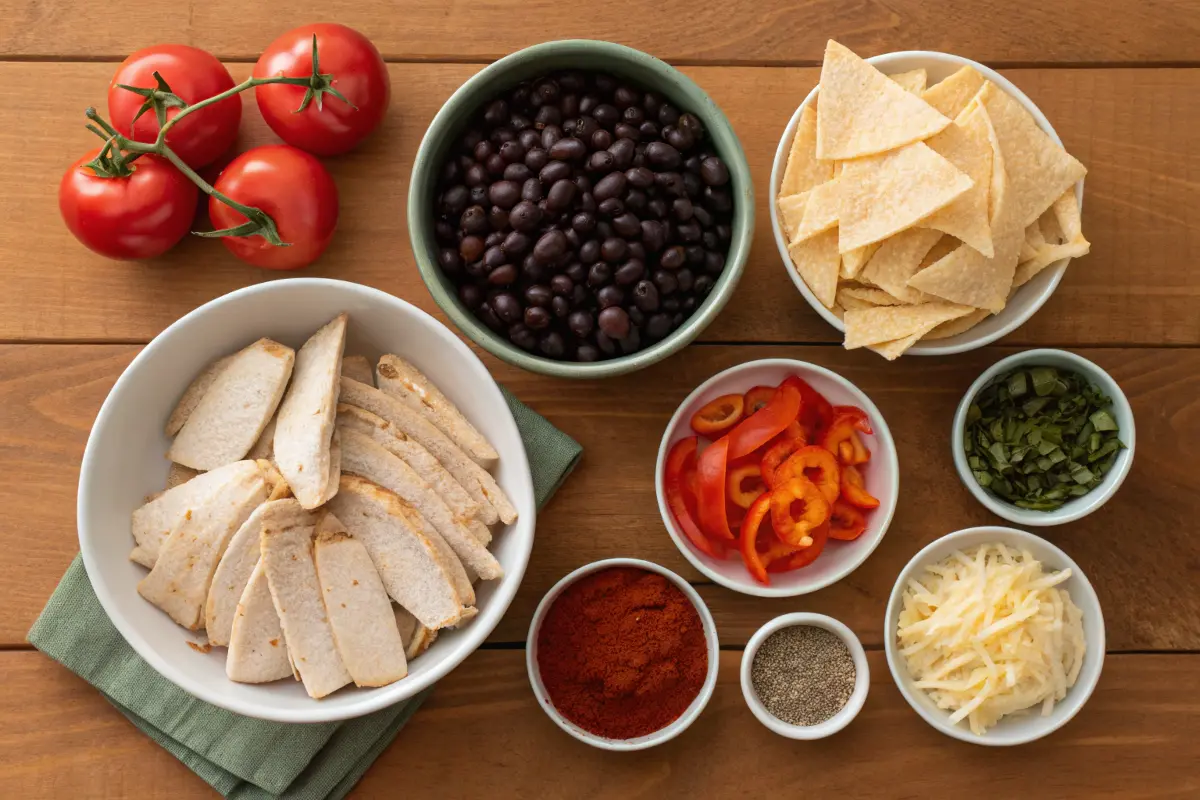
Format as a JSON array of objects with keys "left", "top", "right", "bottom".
[
  {"left": 770, "top": 43, "right": 1089, "bottom": 359},
  {"left": 78, "top": 278, "right": 536, "bottom": 722}
]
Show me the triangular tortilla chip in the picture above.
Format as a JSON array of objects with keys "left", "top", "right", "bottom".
[
  {"left": 837, "top": 286, "right": 904, "bottom": 310},
  {"left": 907, "top": 207, "right": 1024, "bottom": 313},
  {"left": 1019, "top": 237, "right": 1039, "bottom": 263},
  {"left": 1038, "top": 206, "right": 1065, "bottom": 245},
  {"left": 816, "top": 40, "right": 950, "bottom": 159},
  {"left": 921, "top": 103, "right": 995, "bottom": 257},
  {"left": 1013, "top": 239, "right": 1091, "bottom": 288},
  {"left": 922, "top": 308, "right": 991, "bottom": 341},
  {"left": 843, "top": 302, "right": 974, "bottom": 349},
  {"left": 868, "top": 331, "right": 926, "bottom": 361},
  {"left": 840, "top": 243, "right": 880, "bottom": 279},
  {"left": 860, "top": 228, "right": 944, "bottom": 304},
  {"left": 890, "top": 69, "right": 928, "bottom": 94},
  {"left": 780, "top": 105, "right": 834, "bottom": 196},
  {"left": 838, "top": 142, "right": 973, "bottom": 253},
  {"left": 919, "top": 234, "right": 961, "bottom": 268},
  {"left": 777, "top": 192, "right": 808, "bottom": 241},
  {"left": 979, "top": 82, "right": 1087, "bottom": 228},
  {"left": 787, "top": 228, "right": 840, "bottom": 308},
  {"left": 1051, "top": 190, "right": 1084, "bottom": 243},
  {"left": 790, "top": 178, "right": 841, "bottom": 243},
  {"left": 1025, "top": 219, "right": 1047, "bottom": 250},
  {"left": 922, "top": 66, "right": 987, "bottom": 119}
]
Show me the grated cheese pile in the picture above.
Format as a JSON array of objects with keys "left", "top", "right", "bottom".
[{"left": 897, "top": 542, "right": 1086, "bottom": 734}]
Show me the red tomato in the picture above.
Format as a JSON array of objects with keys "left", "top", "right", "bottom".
[
  {"left": 59, "top": 150, "right": 198, "bottom": 259},
  {"left": 209, "top": 145, "right": 338, "bottom": 270},
  {"left": 108, "top": 45, "right": 241, "bottom": 169},
  {"left": 254, "top": 23, "right": 390, "bottom": 156}
]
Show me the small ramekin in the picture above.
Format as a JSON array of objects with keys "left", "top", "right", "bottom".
[
  {"left": 526, "top": 557, "right": 720, "bottom": 751},
  {"left": 740, "top": 612, "right": 869, "bottom": 739},
  {"left": 952, "top": 348, "right": 1136, "bottom": 526}
]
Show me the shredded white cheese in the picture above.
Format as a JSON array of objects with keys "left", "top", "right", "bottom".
[{"left": 897, "top": 543, "right": 1087, "bottom": 734}]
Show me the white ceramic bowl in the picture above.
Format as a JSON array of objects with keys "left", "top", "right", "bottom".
[
  {"left": 769, "top": 50, "right": 1086, "bottom": 355},
  {"left": 526, "top": 558, "right": 720, "bottom": 750},
  {"left": 740, "top": 612, "right": 869, "bottom": 739},
  {"left": 885, "top": 526, "right": 1105, "bottom": 746},
  {"left": 655, "top": 359, "right": 898, "bottom": 597},
  {"left": 77, "top": 278, "right": 537, "bottom": 723},
  {"left": 952, "top": 349, "right": 1135, "bottom": 526}
]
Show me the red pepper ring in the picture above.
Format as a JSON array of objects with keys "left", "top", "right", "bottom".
[
  {"left": 795, "top": 378, "right": 834, "bottom": 433},
  {"left": 768, "top": 477, "right": 831, "bottom": 547},
  {"left": 690, "top": 393, "right": 745, "bottom": 438},
  {"left": 727, "top": 462, "right": 765, "bottom": 509},
  {"left": 767, "top": 521, "right": 829, "bottom": 571},
  {"left": 743, "top": 385, "right": 777, "bottom": 415},
  {"left": 738, "top": 493, "right": 773, "bottom": 585},
  {"left": 831, "top": 405, "right": 874, "bottom": 434},
  {"left": 664, "top": 437, "right": 726, "bottom": 558},
  {"left": 821, "top": 412, "right": 872, "bottom": 466},
  {"left": 840, "top": 464, "right": 880, "bottom": 509},
  {"left": 829, "top": 499, "right": 868, "bottom": 541},
  {"left": 759, "top": 421, "right": 808, "bottom": 488},
  {"left": 695, "top": 437, "right": 736, "bottom": 541},
  {"left": 774, "top": 445, "right": 841, "bottom": 506},
  {"left": 726, "top": 377, "right": 803, "bottom": 459}
]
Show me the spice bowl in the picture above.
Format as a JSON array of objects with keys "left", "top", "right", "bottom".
[
  {"left": 952, "top": 349, "right": 1135, "bottom": 526},
  {"left": 740, "top": 612, "right": 869, "bottom": 739},
  {"left": 526, "top": 557, "right": 720, "bottom": 751}
]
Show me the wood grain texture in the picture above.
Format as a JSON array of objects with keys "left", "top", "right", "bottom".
[
  {"left": 1, "top": 1, "right": 1198, "bottom": 64},
  {"left": 2, "top": 344, "right": 1195, "bottom": 650},
  {"left": 0, "top": 63, "right": 1197, "bottom": 345},
  {"left": 1, "top": 649, "right": 1197, "bottom": 798}
]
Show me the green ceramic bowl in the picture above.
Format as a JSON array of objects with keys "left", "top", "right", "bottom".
[{"left": 409, "top": 39, "right": 753, "bottom": 379}]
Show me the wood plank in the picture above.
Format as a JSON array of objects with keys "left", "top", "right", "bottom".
[
  {"left": 0, "top": 63, "right": 1197, "bottom": 346},
  {"left": 1, "top": 344, "right": 1196, "bottom": 650},
  {"left": 1, "top": 649, "right": 1196, "bottom": 798},
  {"left": 1, "top": 1, "right": 1197, "bottom": 65}
]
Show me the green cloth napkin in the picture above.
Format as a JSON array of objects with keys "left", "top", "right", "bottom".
[{"left": 27, "top": 392, "right": 581, "bottom": 800}]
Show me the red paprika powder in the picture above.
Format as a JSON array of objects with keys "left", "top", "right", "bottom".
[{"left": 536, "top": 566, "right": 708, "bottom": 739}]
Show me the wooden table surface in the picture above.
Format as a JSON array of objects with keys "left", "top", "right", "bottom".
[{"left": 1, "top": 2, "right": 1198, "bottom": 797}]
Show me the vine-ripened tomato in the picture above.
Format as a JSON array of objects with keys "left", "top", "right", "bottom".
[
  {"left": 108, "top": 45, "right": 241, "bottom": 169},
  {"left": 254, "top": 23, "right": 390, "bottom": 156},
  {"left": 209, "top": 144, "right": 338, "bottom": 270},
  {"left": 59, "top": 150, "right": 198, "bottom": 259}
]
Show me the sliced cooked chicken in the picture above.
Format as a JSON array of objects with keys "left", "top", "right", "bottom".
[
  {"left": 226, "top": 558, "right": 293, "bottom": 684},
  {"left": 340, "top": 354, "right": 375, "bottom": 386},
  {"left": 206, "top": 502, "right": 270, "bottom": 646},
  {"left": 393, "top": 605, "right": 437, "bottom": 660},
  {"left": 165, "top": 353, "right": 234, "bottom": 437}
]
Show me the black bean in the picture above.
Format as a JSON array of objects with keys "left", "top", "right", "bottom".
[
  {"left": 508, "top": 200, "right": 541, "bottom": 232},
  {"left": 548, "top": 137, "right": 586, "bottom": 161},
  {"left": 590, "top": 128, "right": 613, "bottom": 151},
  {"left": 662, "top": 295, "right": 681, "bottom": 312},
  {"left": 524, "top": 147, "right": 549, "bottom": 172},
  {"left": 624, "top": 189, "right": 647, "bottom": 214},
  {"left": 627, "top": 241, "right": 646, "bottom": 261},
  {"left": 618, "top": 327, "right": 641, "bottom": 354},
  {"left": 704, "top": 250, "right": 725, "bottom": 274},
  {"left": 659, "top": 245, "right": 686, "bottom": 270},
  {"left": 646, "top": 313, "right": 673, "bottom": 340},
  {"left": 685, "top": 245, "right": 705, "bottom": 266},
  {"left": 641, "top": 220, "right": 666, "bottom": 252},
  {"left": 535, "top": 79, "right": 561, "bottom": 105},
  {"left": 499, "top": 141, "right": 526, "bottom": 164},
  {"left": 575, "top": 174, "right": 592, "bottom": 193},
  {"left": 576, "top": 344, "right": 600, "bottom": 362},
  {"left": 658, "top": 104, "right": 680, "bottom": 126},
  {"left": 595, "top": 331, "right": 617, "bottom": 355},
  {"left": 580, "top": 239, "right": 601, "bottom": 264},
  {"left": 587, "top": 150, "right": 616, "bottom": 172},
  {"left": 521, "top": 177, "right": 544, "bottom": 203},
  {"left": 488, "top": 180, "right": 521, "bottom": 210},
  {"left": 488, "top": 206, "right": 509, "bottom": 231},
  {"left": 473, "top": 140, "right": 494, "bottom": 163},
  {"left": 579, "top": 94, "right": 599, "bottom": 114},
  {"left": 614, "top": 122, "right": 641, "bottom": 141},
  {"left": 483, "top": 245, "right": 506, "bottom": 269},
  {"left": 587, "top": 262, "right": 612, "bottom": 287},
  {"left": 552, "top": 295, "right": 570, "bottom": 318},
  {"left": 645, "top": 141, "right": 682, "bottom": 169},
  {"left": 592, "top": 103, "right": 619, "bottom": 128},
  {"left": 625, "top": 166, "right": 655, "bottom": 189},
  {"left": 465, "top": 163, "right": 488, "bottom": 187},
  {"left": 509, "top": 323, "right": 537, "bottom": 351},
  {"left": 655, "top": 171, "right": 687, "bottom": 198},
  {"left": 461, "top": 129, "right": 484, "bottom": 151},
  {"left": 639, "top": 121, "right": 659, "bottom": 139},
  {"left": 614, "top": 259, "right": 645, "bottom": 285},
  {"left": 716, "top": 223, "right": 732, "bottom": 244},
  {"left": 503, "top": 163, "right": 532, "bottom": 182},
  {"left": 703, "top": 186, "right": 733, "bottom": 213},
  {"left": 694, "top": 274, "right": 715, "bottom": 295},
  {"left": 539, "top": 160, "right": 571, "bottom": 185},
  {"left": 500, "top": 231, "right": 530, "bottom": 258},
  {"left": 539, "top": 331, "right": 566, "bottom": 358},
  {"left": 613, "top": 212, "right": 641, "bottom": 238},
  {"left": 628, "top": 306, "right": 646, "bottom": 328},
  {"left": 488, "top": 264, "right": 518, "bottom": 285},
  {"left": 678, "top": 112, "right": 704, "bottom": 138},
  {"left": 533, "top": 229, "right": 568, "bottom": 264},
  {"left": 700, "top": 156, "right": 729, "bottom": 186},
  {"left": 524, "top": 305, "right": 551, "bottom": 330},
  {"left": 601, "top": 237, "right": 627, "bottom": 263},
  {"left": 478, "top": 301, "right": 504, "bottom": 331},
  {"left": 614, "top": 85, "right": 641, "bottom": 108},
  {"left": 653, "top": 269, "right": 679, "bottom": 295},
  {"left": 664, "top": 125, "right": 694, "bottom": 151},
  {"left": 458, "top": 283, "right": 484, "bottom": 309},
  {"left": 564, "top": 227, "right": 581, "bottom": 250},
  {"left": 551, "top": 274, "right": 574, "bottom": 295},
  {"left": 485, "top": 231, "right": 504, "bottom": 248},
  {"left": 541, "top": 125, "right": 563, "bottom": 150},
  {"left": 621, "top": 105, "right": 645, "bottom": 126},
  {"left": 486, "top": 153, "right": 506, "bottom": 176},
  {"left": 693, "top": 205, "right": 713, "bottom": 227},
  {"left": 568, "top": 310, "right": 594, "bottom": 338},
  {"left": 598, "top": 306, "right": 631, "bottom": 339},
  {"left": 672, "top": 197, "right": 694, "bottom": 221},
  {"left": 442, "top": 158, "right": 462, "bottom": 183},
  {"left": 518, "top": 129, "right": 542, "bottom": 150},
  {"left": 483, "top": 99, "right": 508, "bottom": 127},
  {"left": 647, "top": 198, "right": 669, "bottom": 219},
  {"left": 597, "top": 285, "right": 624, "bottom": 309},
  {"left": 441, "top": 185, "right": 470, "bottom": 216},
  {"left": 632, "top": 279, "right": 660, "bottom": 312},
  {"left": 597, "top": 197, "right": 625, "bottom": 217},
  {"left": 492, "top": 292, "right": 522, "bottom": 324},
  {"left": 560, "top": 93, "right": 580, "bottom": 118},
  {"left": 438, "top": 248, "right": 462, "bottom": 276},
  {"left": 683, "top": 172, "right": 703, "bottom": 198},
  {"left": 572, "top": 211, "right": 598, "bottom": 235},
  {"left": 676, "top": 268, "right": 695, "bottom": 293},
  {"left": 511, "top": 113, "right": 533, "bottom": 132},
  {"left": 524, "top": 284, "right": 553, "bottom": 308},
  {"left": 459, "top": 235, "right": 485, "bottom": 262},
  {"left": 677, "top": 221, "right": 702, "bottom": 243},
  {"left": 573, "top": 116, "right": 600, "bottom": 141},
  {"left": 683, "top": 296, "right": 698, "bottom": 312},
  {"left": 594, "top": 172, "right": 627, "bottom": 203},
  {"left": 534, "top": 104, "right": 561, "bottom": 128},
  {"left": 546, "top": 178, "right": 577, "bottom": 211},
  {"left": 565, "top": 262, "right": 587, "bottom": 283}
]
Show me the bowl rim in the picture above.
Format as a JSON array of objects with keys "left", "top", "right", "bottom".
[
  {"left": 408, "top": 38, "right": 754, "bottom": 379},
  {"left": 525, "top": 557, "right": 720, "bottom": 751},
  {"left": 76, "top": 277, "right": 537, "bottom": 723},
  {"left": 739, "top": 612, "right": 870, "bottom": 739},
  {"left": 951, "top": 348, "right": 1136, "bottom": 526},
  {"left": 768, "top": 49, "right": 1086, "bottom": 356},
  {"left": 654, "top": 358, "right": 899, "bottom": 597},
  {"left": 883, "top": 525, "right": 1106, "bottom": 746}
]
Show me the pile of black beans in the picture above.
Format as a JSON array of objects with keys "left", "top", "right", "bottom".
[{"left": 432, "top": 70, "right": 734, "bottom": 362}]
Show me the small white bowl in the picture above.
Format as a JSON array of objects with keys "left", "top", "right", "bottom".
[
  {"left": 655, "top": 359, "right": 899, "bottom": 597},
  {"left": 740, "top": 612, "right": 869, "bottom": 739},
  {"left": 952, "top": 349, "right": 1135, "bottom": 526},
  {"left": 526, "top": 558, "right": 720, "bottom": 751},
  {"left": 885, "top": 526, "right": 1106, "bottom": 746},
  {"left": 78, "top": 278, "right": 537, "bottom": 723},
  {"left": 769, "top": 50, "right": 1086, "bottom": 355}
]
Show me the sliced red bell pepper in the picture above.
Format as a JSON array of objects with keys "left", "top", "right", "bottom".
[
  {"left": 696, "top": 437, "right": 735, "bottom": 540},
  {"left": 829, "top": 499, "right": 867, "bottom": 541},
  {"left": 831, "top": 405, "right": 874, "bottom": 434},
  {"left": 821, "top": 412, "right": 872, "bottom": 466},
  {"left": 840, "top": 464, "right": 880, "bottom": 509},
  {"left": 664, "top": 437, "right": 726, "bottom": 558},
  {"left": 690, "top": 393, "right": 745, "bottom": 438},
  {"left": 743, "top": 385, "right": 777, "bottom": 415},
  {"left": 774, "top": 445, "right": 841, "bottom": 506},
  {"left": 767, "top": 521, "right": 829, "bottom": 571},
  {"left": 759, "top": 421, "right": 808, "bottom": 488},
  {"left": 768, "top": 477, "right": 831, "bottom": 547},
  {"left": 795, "top": 378, "right": 834, "bottom": 432},
  {"left": 727, "top": 462, "right": 765, "bottom": 509},
  {"left": 726, "top": 377, "right": 802, "bottom": 459},
  {"left": 738, "top": 493, "right": 773, "bottom": 585}
]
